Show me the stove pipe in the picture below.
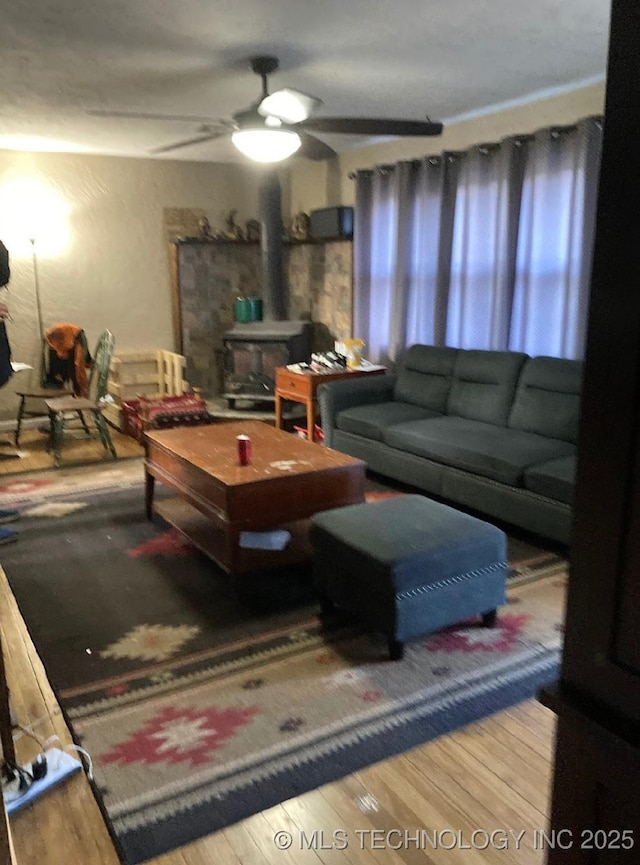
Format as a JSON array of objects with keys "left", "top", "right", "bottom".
[{"left": 259, "top": 171, "right": 286, "bottom": 321}]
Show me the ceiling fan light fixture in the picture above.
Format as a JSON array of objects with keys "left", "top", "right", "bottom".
[
  {"left": 231, "top": 128, "right": 301, "bottom": 163},
  {"left": 258, "top": 89, "right": 323, "bottom": 124}
]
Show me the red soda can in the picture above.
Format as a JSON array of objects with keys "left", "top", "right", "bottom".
[{"left": 237, "top": 434, "right": 251, "bottom": 465}]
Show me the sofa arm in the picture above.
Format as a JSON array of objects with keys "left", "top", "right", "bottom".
[{"left": 318, "top": 374, "right": 396, "bottom": 447}]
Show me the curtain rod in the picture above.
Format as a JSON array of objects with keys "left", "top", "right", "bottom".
[{"left": 347, "top": 114, "right": 603, "bottom": 178}]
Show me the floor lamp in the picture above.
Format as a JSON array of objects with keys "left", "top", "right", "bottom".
[
  {"left": 29, "top": 238, "right": 44, "bottom": 339},
  {"left": 29, "top": 237, "right": 45, "bottom": 389}
]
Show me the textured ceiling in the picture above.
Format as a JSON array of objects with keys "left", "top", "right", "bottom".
[{"left": 0, "top": 0, "right": 611, "bottom": 163}]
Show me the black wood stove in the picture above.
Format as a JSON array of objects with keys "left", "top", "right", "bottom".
[{"left": 222, "top": 320, "right": 311, "bottom": 407}]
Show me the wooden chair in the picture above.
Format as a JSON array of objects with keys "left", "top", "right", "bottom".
[
  {"left": 14, "top": 338, "right": 74, "bottom": 447},
  {"left": 44, "top": 330, "right": 117, "bottom": 468}
]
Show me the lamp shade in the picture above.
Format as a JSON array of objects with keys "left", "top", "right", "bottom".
[
  {"left": 258, "top": 89, "right": 322, "bottom": 124},
  {"left": 231, "top": 128, "right": 301, "bottom": 163}
]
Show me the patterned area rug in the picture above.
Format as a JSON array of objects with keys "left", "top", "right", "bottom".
[{"left": 0, "top": 473, "right": 567, "bottom": 864}]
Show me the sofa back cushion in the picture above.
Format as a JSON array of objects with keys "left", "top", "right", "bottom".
[
  {"left": 393, "top": 344, "right": 459, "bottom": 412},
  {"left": 447, "top": 349, "right": 528, "bottom": 426},
  {"left": 508, "top": 356, "right": 583, "bottom": 443}
]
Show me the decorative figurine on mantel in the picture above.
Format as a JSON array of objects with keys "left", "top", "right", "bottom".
[
  {"left": 198, "top": 216, "right": 214, "bottom": 239},
  {"left": 245, "top": 218, "right": 260, "bottom": 242},
  {"left": 290, "top": 212, "right": 311, "bottom": 241},
  {"left": 223, "top": 209, "right": 244, "bottom": 241}
]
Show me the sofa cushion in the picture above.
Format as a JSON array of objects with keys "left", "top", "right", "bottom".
[
  {"left": 447, "top": 349, "right": 528, "bottom": 426},
  {"left": 524, "top": 455, "right": 576, "bottom": 504},
  {"left": 336, "top": 401, "right": 440, "bottom": 442},
  {"left": 508, "top": 356, "right": 583, "bottom": 444},
  {"left": 383, "top": 415, "right": 575, "bottom": 486},
  {"left": 393, "top": 344, "right": 458, "bottom": 412}
]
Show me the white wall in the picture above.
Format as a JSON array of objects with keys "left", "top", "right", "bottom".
[{"left": 0, "top": 151, "right": 269, "bottom": 418}]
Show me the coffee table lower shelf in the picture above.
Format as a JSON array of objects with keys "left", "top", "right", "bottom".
[{"left": 153, "top": 497, "right": 313, "bottom": 575}]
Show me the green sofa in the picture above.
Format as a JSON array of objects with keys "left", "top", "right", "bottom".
[{"left": 318, "top": 344, "right": 582, "bottom": 544}]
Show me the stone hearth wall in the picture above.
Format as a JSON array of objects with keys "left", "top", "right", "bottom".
[{"left": 174, "top": 238, "right": 353, "bottom": 396}]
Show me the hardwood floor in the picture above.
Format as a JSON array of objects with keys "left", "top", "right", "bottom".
[
  {"left": 0, "top": 557, "right": 560, "bottom": 865},
  {"left": 0, "top": 567, "right": 120, "bottom": 864},
  {"left": 0, "top": 426, "right": 142, "bottom": 477}
]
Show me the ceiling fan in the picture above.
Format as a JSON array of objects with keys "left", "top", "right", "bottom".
[{"left": 89, "top": 56, "right": 443, "bottom": 163}]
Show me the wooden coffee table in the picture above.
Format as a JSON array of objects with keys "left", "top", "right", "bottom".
[{"left": 144, "top": 420, "right": 366, "bottom": 575}]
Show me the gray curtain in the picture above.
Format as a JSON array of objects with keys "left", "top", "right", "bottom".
[
  {"left": 509, "top": 116, "right": 602, "bottom": 358},
  {"left": 352, "top": 169, "right": 374, "bottom": 352},
  {"left": 405, "top": 154, "right": 459, "bottom": 348},
  {"left": 353, "top": 155, "right": 459, "bottom": 364},
  {"left": 445, "top": 137, "right": 528, "bottom": 349},
  {"left": 353, "top": 114, "right": 602, "bottom": 363},
  {"left": 352, "top": 166, "right": 396, "bottom": 365}
]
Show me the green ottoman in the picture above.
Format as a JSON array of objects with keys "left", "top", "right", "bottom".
[{"left": 310, "top": 495, "right": 507, "bottom": 660}]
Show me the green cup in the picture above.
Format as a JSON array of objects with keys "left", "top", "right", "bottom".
[
  {"left": 234, "top": 297, "right": 252, "bottom": 323},
  {"left": 248, "top": 297, "right": 263, "bottom": 321}
]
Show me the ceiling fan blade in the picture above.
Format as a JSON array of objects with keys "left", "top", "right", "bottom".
[
  {"left": 149, "top": 129, "right": 229, "bottom": 155},
  {"left": 297, "top": 132, "right": 337, "bottom": 161},
  {"left": 298, "top": 117, "right": 444, "bottom": 137},
  {"left": 87, "top": 109, "right": 226, "bottom": 123}
]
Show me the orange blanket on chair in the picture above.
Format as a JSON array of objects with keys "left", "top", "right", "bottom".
[{"left": 45, "top": 323, "right": 91, "bottom": 397}]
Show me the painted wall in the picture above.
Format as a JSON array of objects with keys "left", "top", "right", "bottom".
[
  {"left": 288, "top": 82, "right": 606, "bottom": 211},
  {"left": 0, "top": 150, "right": 271, "bottom": 418}
]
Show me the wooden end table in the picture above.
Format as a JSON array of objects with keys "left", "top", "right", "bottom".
[{"left": 274, "top": 366, "right": 386, "bottom": 436}]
